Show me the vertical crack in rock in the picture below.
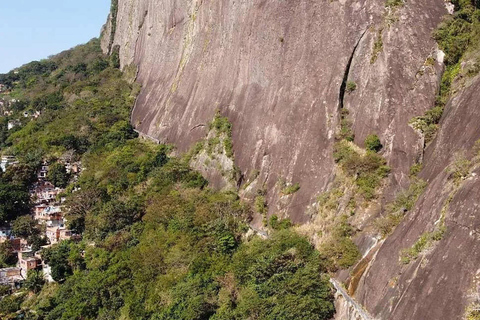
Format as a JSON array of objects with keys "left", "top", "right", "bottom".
[{"left": 338, "top": 29, "right": 368, "bottom": 110}]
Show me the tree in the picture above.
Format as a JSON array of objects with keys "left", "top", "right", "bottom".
[
  {"left": 42, "top": 242, "right": 73, "bottom": 282},
  {"left": 0, "top": 180, "right": 31, "bottom": 221},
  {"left": 24, "top": 270, "right": 45, "bottom": 293},
  {"left": 2, "top": 163, "right": 37, "bottom": 187},
  {"left": 0, "top": 241, "right": 17, "bottom": 267},
  {"left": 13, "top": 215, "right": 39, "bottom": 239},
  {"left": 47, "top": 162, "right": 69, "bottom": 188}
]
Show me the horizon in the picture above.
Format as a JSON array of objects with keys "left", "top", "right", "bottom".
[{"left": 0, "top": 1, "right": 110, "bottom": 73}]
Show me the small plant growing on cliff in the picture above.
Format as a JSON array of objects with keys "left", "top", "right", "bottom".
[
  {"left": 410, "top": 106, "right": 444, "bottom": 143},
  {"left": 334, "top": 140, "right": 390, "bottom": 200},
  {"left": 400, "top": 227, "right": 445, "bottom": 264},
  {"left": 282, "top": 183, "right": 300, "bottom": 195},
  {"left": 409, "top": 162, "right": 423, "bottom": 177},
  {"left": 364, "top": 134, "right": 382, "bottom": 152},
  {"left": 346, "top": 81, "right": 357, "bottom": 93},
  {"left": 207, "top": 111, "right": 234, "bottom": 158},
  {"left": 269, "top": 214, "right": 293, "bottom": 230},
  {"left": 465, "top": 303, "right": 480, "bottom": 320},
  {"left": 338, "top": 109, "right": 355, "bottom": 141},
  {"left": 371, "top": 29, "right": 384, "bottom": 64},
  {"left": 385, "top": 0, "right": 404, "bottom": 8},
  {"left": 255, "top": 188, "right": 268, "bottom": 214},
  {"left": 448, "top": 153, "right": 471, "bottom": 182},
  {"left": 374, "top": 178, "right": 427, "bottom": 237},
  {"left": 318, "top": 215, "right": 360, "bottom": 271}
]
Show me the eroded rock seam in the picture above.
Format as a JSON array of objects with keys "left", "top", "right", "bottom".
[{"left": 338, "top": 29, "right": 368, "bottom": 110}]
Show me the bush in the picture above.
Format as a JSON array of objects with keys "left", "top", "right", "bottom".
[
  {"left": 448, "top": 153, "right": 471, "bottom": 181},
  {"left": 364, "top": 134, "right": 382, "bottom": 152},
  {"left": 334, "top": 141, "right": 390, "bottom": 200},
  {"left": 269, "top": 215, "right": 293, "bottom": 230},
  {"left": 47, "top": 162, "right": 70, "bottom": 188},
  {"left": 282, "top": 183, "right": 300, "bottom": 195},
  {"left": 346, "top": 81, "right": 357, "bottom": 93},
  {"left": 375, "top": 178, "right": 427, "bottom": 237},
  {"left": 409, "top": 163, "right": 423, "bottom": 176},
  {"left": 24, "top": 270, "right": 45, "bottom": 293}
]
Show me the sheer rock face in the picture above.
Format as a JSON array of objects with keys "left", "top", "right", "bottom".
[
  {"left": 102, "top": 0, "right": 445, "bottom": 224},
  {"left": 102, "top": 0, "right": 480, "bottom": 319},
  {"left": 355, "top": 75, "right": 480, "bottom": 320}
]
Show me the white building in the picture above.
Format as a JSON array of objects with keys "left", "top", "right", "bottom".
[{"left": 1, "top": 156, "right": 17, "bottom": 172}]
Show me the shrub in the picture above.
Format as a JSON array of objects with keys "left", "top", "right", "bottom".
[
  {"left": 400, "top": 227, "right": 445, "bottom": 264},
  {"left": 24, "top": 270, "right": 45, "bottom": 294},
  {"left": 465, "top": 303, "right": 480, "bottom": 320},
  {"left": 269, "top": 215, "right": 293, "bottom": 230},
  {"left": 410, "top": 106, "right": 444, "bottom": 143},
  {"left": 374, "top": 178, "right": 427, "bottom": 237},
  {"left": 448, "top": 153, "right": 471, "bottom": 181},
  {"left": 333, "top": 141, "right": 390, "bottom": 200},
  {"left": 371, "top": 29, "right": 384, "bottom": 63},
  {"left": 346, "top": 81, "right": 357, "bottom": 93},
  {"left": 255, "top": 195, "right": 267, "bottom": 214},
  {"left": 364, "top": 134, "right": 382, "bottom": 152},
  {"left": 282, "top": 183, "right": 300, "bottom": 195},
  {"left": 385, "top": 0, "right": 404, "bottom": 8},
  {"left": 409, "top": 163, "right": 423, "bottom": 176},
  {"left": 338, "top": 109, "right": 354, "bottom": 141},
  {"left": 47, "top": 162, "right": 70, "bottom": 188}
]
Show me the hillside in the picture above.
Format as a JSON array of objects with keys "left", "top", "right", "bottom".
[
  {"left": 0, "top": 0, "right": 479, "bottom": 319},
  {"left": 102, "top": 0, "right": 480, "bottom": 319}
]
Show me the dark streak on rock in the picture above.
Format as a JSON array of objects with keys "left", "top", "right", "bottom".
[{"left": 339, "top": 29, "right": 368, "bottom": 111}]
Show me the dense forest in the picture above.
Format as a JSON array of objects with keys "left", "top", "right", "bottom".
[{"left": 0, "top": 39, "right": 339, "bottom": 319}]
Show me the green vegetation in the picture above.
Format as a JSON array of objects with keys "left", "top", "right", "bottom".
[
  {"left": 400, "top": 227, "right": 445, "bottom": 264},
  {"left": 0, "top": 179, "right": 30, "bottom": 221},
  {"left": 0, "top": 39, "right": 337, "bottom": 320},
  {"left": 371, "top": 29, "right": 384, "bottom": 64},
  {"left": 269, "top": 215, "right": 293, "bottom": 230},
  {"left": 410, "top": 105, "right": 444, "bottom": 143},
  {"left": 409, "top": 162, "right": 423, "bottom": 176},
  {"left": 465, "top": 303, "right": 480, "bottom": 320},
  {"left": 385, "top": 0, "right": 404, "bottom": 8},
  {"left": 282, "top": 182, "right": 300, "bottom": 195},
  {"left": 318, "top": 215, "right": 360, "bottom": 271},
  {"left": 346, "top": 81, "right": 357, "bottom": 93},
  {"left": 374, "top": 178, "right": 427, "bottom": 237},
  {"left": 412, "top": 1, "right": 480, "bottom": 144},
  {"left": 364, "top": 134, "right": 382, "bottom": 152},
  {"left": 338, "top": 109, "right": 354, "bottom": 142},
  {"left": 334, "top": 140, "right": 390, "bottom": 200},
  {"left": 0, "top": 241, "right": 17, "bottom": 268},
  {"left": 23, "top": 270, "right": 46, "bottom": 294},
  {"left": 254, "top": 188, "right": 268, "bottom": 223},
  {"left": 47, "top": 162, "right": 70, "bottom": 188},
  {"left": 108, "top": 0, "right": 119, "bottom": 53},
  {"left": 434, "top": 0, "right": 480, "bottom": 68},
  {"left": 208, "top": 111, "right": 234, "bottom": 158},
  {"left": 448, "top": 152, "right": 471, "bottom": 181}
]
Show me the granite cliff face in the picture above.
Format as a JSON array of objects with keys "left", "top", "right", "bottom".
[{"left": 102, "top": 0, "right": 480, "bottom": 319}]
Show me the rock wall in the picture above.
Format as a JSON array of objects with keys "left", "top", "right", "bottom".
[
  {"left": 354, "top": 74, "right": 480, "bottom": 320},
  {"left": 102, "top": 0, "right": 444, "bottom": 223},
  {"left": 102, "top": 0, "right": 480, "bottom": 319}
]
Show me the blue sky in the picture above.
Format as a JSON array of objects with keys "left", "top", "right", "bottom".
[{"left": 0, "top": 0, "right": 111, "bottom": 73}]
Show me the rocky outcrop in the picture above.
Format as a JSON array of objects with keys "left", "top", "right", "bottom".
[
  {"left": 354, "top": 74, "right": 480, "bottom": 320},
  {"left": 102, "top": 0, "right": 445, "bottom": 224},
  {"left": 102, "top": 0, "right": 480, "bottom": 319}
]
